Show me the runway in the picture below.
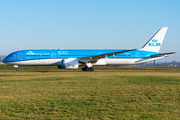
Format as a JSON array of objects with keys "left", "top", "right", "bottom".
[{"left": 0, "top": 71, "right": 179, "bottom": 73}]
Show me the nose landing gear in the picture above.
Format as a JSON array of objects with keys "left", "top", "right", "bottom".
[{"left": 14, "top": 65, "right": 19, "bottom": 71}]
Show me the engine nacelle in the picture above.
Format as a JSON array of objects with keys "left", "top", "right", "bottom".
[{"left": 57, "top": 58, "right": 79, "bottom": 69}]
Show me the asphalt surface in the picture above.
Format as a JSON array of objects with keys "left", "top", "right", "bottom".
[{"left": 0, "top": 71, "right": 179, "bottom": 73}]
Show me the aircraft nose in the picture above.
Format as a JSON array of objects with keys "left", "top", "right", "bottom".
[{"left": 2, "top": 57, "right": 7, "bottom": 63}]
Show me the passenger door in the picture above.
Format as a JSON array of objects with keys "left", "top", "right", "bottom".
[
  {"left": 18, "top": 53, "right": 22, "bottom": 60},
  {"left": 51, "top": 53, "right": 56, "bottom": 59},
  {"left": 136, "top": 53, "right": 140, "bottom": 58}
]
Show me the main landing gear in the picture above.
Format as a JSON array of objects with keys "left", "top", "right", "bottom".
[
  {"left": 80, "top": 63, "right": 94, "bottom": 71},
  {"left": 82, "top": 67, "right": 94, "bottom": 71},
  {"left": 14, "top": 65, "right": 19, "bottom": 71}
]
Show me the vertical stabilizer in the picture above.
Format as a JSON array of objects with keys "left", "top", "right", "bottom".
[{"left": 141, "top": 27, "right": 168, "bottom": 52}]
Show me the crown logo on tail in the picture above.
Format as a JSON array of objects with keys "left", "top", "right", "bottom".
[{"left": 152, "top": 39, "right": 158, "bottom": 42}]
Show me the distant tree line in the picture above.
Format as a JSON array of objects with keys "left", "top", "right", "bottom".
[{"left": 0, "top": 55, "right": 6, "bottom": 62}]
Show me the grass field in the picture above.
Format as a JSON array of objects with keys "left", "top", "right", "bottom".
[
  {"left": 0, "top": 64, "right": 180, "bottom": 71},
  {"left": 0, "top": 72, "right": 180, "bottom": 119}
]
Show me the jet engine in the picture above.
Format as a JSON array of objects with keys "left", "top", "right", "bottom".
[{"left": 57, "top": 58, "right": 79, "bottom": 69}]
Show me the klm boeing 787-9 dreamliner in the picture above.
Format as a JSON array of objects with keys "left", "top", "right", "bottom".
[{"left": 3, "top": 27, "right": 176, "bottom": 71}]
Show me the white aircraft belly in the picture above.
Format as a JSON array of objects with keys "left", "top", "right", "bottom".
[
  {"left": 4, "top": 59, "right": 63, "bottom": 66},
  {"left": 101, "top": 58, "right": 139, "bottom": 65}
]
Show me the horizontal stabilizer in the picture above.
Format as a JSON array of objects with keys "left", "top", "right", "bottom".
[
  {"left": 149, "top": 52, "right": 176, "bottom": 57},
  {"left": 135, "top": 52, "right": 176, "bottom": 64},
  {"left": 135, "top": 56, "right": 165, "bottom": 64}
]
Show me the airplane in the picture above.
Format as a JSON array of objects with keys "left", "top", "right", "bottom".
[{"left": 3, "top": 27, "right": 176, "bottom": 71}]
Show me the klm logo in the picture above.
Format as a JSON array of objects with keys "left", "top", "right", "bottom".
[
  {"left": 149, "top": 39, "right": 161, "bottom": 46},
  {"left": 26, "top": 51, "right": 35, "bottom": 55}
]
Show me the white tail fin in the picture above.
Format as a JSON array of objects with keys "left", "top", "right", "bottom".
[{"left": 141, "top": 27, "right": 168, "bottom": 52}]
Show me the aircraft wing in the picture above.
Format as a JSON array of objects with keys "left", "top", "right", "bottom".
[
  {"left": 80, "top": 49, "right": 137, "bottom": 63},
  {"left": 149, "top": 52, "right": 176, "bottom": 57}
]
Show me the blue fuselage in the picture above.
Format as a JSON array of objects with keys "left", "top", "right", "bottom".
[{"left": 3, "top": 49, "right": 158, "bottom": 63}]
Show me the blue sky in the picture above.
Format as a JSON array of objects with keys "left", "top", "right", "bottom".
[{"left": 0, "top": 0, "right": 179, "bottom": 62}]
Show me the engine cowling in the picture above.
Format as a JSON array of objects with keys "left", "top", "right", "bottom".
[{"left": 57, "top": 58, "right": 79, "bottom": 69}]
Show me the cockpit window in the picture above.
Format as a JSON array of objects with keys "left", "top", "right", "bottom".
[{"left": 8, "top": 55, "right": 12, "bottom": 57}]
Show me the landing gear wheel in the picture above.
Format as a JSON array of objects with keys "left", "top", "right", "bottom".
[
  {"left": 82, "top": 67, "right": 94, "bottom": 72},
  {"left": 90, "top": 67, "right": 94, "bottom": 71},
  {"left": 86, "top": 67, "right": 90, "bottom": 71},
  {"left": 82, "top": 67, "right": 86, "bottom": 71},
  {"left": 16, "top": 68, "right": 19, "bottom": 71}
]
